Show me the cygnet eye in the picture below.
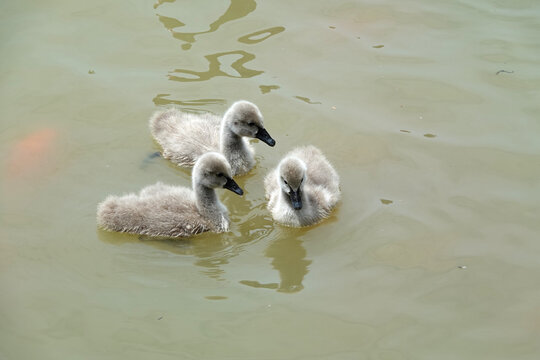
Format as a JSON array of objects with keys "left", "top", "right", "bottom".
[
  {"left": 248, "top": 122, "right": 255, "bottom": 126},
  {"left": 283, "top": 180, "right": 288, "bottom": 185},
  {"left": 217, "top": 173, "right": 224, "bottom": 177}
]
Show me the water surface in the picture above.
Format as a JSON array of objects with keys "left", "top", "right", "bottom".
[{"left": 1, "top": 0, "right": 540, "bottom": 359}]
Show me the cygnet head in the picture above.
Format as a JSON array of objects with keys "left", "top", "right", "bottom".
[
  {"left": 224, "top": 100, "right": 276, "bottom": 147},
  {"left": 193, "top": 152, "right": 243, "bottom": 195},
  {"left": 278, "top": 156, "right": 306, "bottom": 210}
]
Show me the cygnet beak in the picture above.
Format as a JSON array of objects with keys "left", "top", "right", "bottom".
[
  {"left": 223, "top": 177, "right": 244, "bottom": 195},
  {"left": 255, "top": 127, "right": 276, "bottom": 147},
  {"left": 288, "top": 189, "right": 302, "bottom": 210}
]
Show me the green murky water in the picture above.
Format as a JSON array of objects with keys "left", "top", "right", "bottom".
[{"left": 2, "top": 0, "right": 540, "bottom": 359}]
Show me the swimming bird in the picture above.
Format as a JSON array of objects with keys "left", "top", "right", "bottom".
[
  {"left": 149, "top": 100, "right": 276, "bottom": 176},
  {"left": 264, "top": 146, "right": 340, "bottom": 227},
  {"left": 97, "top": 152, "right": 243, "bottom": 237}
]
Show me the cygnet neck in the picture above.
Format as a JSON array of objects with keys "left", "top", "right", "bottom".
[
  {"left": 220, "top": 117, "right": 247, "bottom": 158},
  {"left": 194, "top": 182, "right": 219, "bottom": 215}
]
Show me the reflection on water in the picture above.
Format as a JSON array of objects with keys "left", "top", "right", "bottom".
[
  {"left": 168, "top": 50, "right": 263, "bottom": 82},
  {"left": 294, "top": 96, "right": 322, "bottom": 104},
  {"left": 153, "top": 0, "right": 174, "bottom": 10},
  {"left": 153, "top": 0, "right": 287, "bottom": 112},
  {"left": 259, "top": 85, "right": 280, "bottom": 94},
  {"left": 156, "top": 14, "right": 186, "bottom": 34},
  {"left": 238, "top": 26, "right": 285, "bottom": 44},
  {"left": 3, "top": 128, "right": 60, "bottom": 185},
  {"left": 240, "top": 231, "right": 312, "bottom": 293},
  {"left": 156, "top": 0, "right": 257, "bottom": 50},
  {"left": 267, "top": 236, "right": 311, "bottom": 293},
  {"left": 152, "top": 94, "right": 226, "bottom": 110},
  {"left": 98, "top": 228, "right": 313, "bottom": 293},
  {"left": 191, "top": 185, "right": 274, "bottom": 279},
  {"left": 97, "top": 229, "right": 250, "bottom": 281}
]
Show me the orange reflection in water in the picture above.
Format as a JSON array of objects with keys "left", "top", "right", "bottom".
[{"left": 5, "top": 128, "right": 58, "bottom": 181}]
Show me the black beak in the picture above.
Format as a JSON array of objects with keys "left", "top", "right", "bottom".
[
  {"left": 255, "top": 127, "right": 276, "bottom": 147},
  {"left": 223, "top": 177, "right": 244, "bottom": 195},
  {"left": 288, "top": 189, "right": 302, "bottom": 210}
]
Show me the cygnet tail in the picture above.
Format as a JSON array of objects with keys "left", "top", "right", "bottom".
[
  {"left": 96, "top": 195, "right": 142, "bottom": 234},
  {"left": 149, "top": 109, "right": 179, "bottom": 143}
]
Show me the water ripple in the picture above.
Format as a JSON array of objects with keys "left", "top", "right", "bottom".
[
  {"left": 152, "top": 94, "right": 226, "bottom": 108},
  {"left": 156, "top": 0, "right": 257, "bottom": 50},
  {"left": 238, "top": 26, "right": 285, "bottom": 44},
  {"left": 259, "top": 85, "right": 280, "bottom": 94},
  {"left": 168, "top": 50, "right": 263, "bottom": 82},
  {"left": 153, "top": 0, "right": 174, "bottom": 10},
  {"left": 294, "top": 96, "right": 322, "bottom": 104}
]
